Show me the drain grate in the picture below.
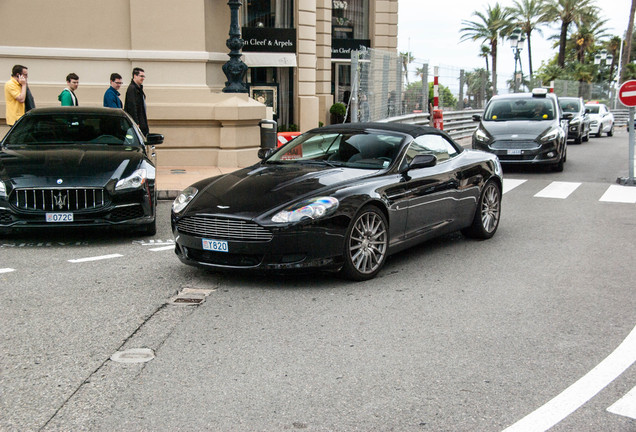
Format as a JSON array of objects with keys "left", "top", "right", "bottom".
[
  {"left": 172, "top": 297, "right": 204, "bottom": 304},
  {"left": 168, "top": 288, "right": 215, "bottom": 306}
]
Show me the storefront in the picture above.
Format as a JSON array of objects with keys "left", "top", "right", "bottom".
[{"left": 242, "top": 0, "right": 296, "bottom": 129}]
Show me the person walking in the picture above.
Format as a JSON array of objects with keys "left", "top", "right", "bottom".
[
  {"left": 4, "top": 65, "right": 28, "bottom": 125},
  {"left": 103, "top": 73, "right": 123, "bottom": 108},
  {"left": 58, "top": 73, "right": 79, "bottom": 106},
  {"left": 124, "top": 67, "right": 148, "bottom": 136}
]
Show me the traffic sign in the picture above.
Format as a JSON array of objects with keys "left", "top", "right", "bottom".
[{"left": 618, "top": 80, "right": 636, "bottom": 107}]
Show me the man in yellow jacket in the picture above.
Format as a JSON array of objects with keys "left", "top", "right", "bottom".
[{"left": 4, "top": 65, "right": 28, "bottom": 126}]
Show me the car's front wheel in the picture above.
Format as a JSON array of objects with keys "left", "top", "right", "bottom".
[
  {"left": 608, "top": 124, "right": 614, "bottom": 136},
  {"left": 462, "top": 180, "right": 501, "bottom": 239},
  {"left": 341, "top": 205, "right": 388, "bottom": 281}
]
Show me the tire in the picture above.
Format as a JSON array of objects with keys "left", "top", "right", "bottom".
[
  {"left": 340, "top": 206, "right": 388, "bottom": 281},
  {"left": 553, "top": 155, "right": 564, "bottom": 172},
  {"left": 583, "top": 130, "right": 589, "bottom": 142},
  {"left": 462, "top": 180, "right": 501, "bottom": 239},
  {"left": 608, "top": 125, "right": 614, "bottom": 137},
  {"left": 574, "top": 134, "right": 582, "bottom": 144}
]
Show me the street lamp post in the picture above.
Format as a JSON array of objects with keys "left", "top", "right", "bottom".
[
  {"left": 509, "top": 28, "right": 526, "bottom": 93},
  {"left": 222, "top": 0, "right": 249, "bottom": 93},
  {"left": 594, "top": 49, "right": 614, "bottom": 100}
]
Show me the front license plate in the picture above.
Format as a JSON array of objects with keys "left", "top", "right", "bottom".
[
  {"left": 202, "top": 238, "right": 229, "bottom": 253},
  {"left": 46, "top": 212, "right": 74, "bottom": 223},
  {"left": 507, "top": 149, "right": 522, "bottom": 155}
]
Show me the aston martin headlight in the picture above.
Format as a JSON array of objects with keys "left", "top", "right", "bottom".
[
  {"left": 474, "top": 128, "right": 490, "bottom": 143},
  {"left": 172, "top": 186, "right": 198, "bottom": 214},
  {"left": 0, "top": 181, "right": 6, "bottom": 199},
  {"left": 540, "top": 128, "right": 560, "bottom": 143},
  {"left": 272, "top": 197, "right": 339, "bottom": 224},
  {"left": 115, "top": 169, "right": 147, "bottom": 190}
]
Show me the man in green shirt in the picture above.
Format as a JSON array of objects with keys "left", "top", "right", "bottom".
[{"left": 58, "top": 73, "right": 79, "bottom": 106}]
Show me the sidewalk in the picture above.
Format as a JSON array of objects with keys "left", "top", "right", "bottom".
[{"left": 156, "top": 165, "right": 238, "bottom": 200}]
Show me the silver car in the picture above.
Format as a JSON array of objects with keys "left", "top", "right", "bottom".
[{"left": 585, "top": 103, "right": 614, "bottom": 137}]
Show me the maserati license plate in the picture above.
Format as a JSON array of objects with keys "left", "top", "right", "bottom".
[
  {"left": 202, "top": 238, "right": 229, "bottom": 253},
  {"left": 46, "top": 213, "right": 74, "bottom": 223}
]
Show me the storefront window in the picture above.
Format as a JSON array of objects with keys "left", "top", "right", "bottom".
[
  {"left": 332, "top": 0, "right": 368, "bottom": 39},
  {"left": 243, "top": 0, "right": 294, "bottom": 28}
]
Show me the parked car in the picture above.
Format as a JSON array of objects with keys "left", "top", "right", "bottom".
[
  {"left": 585, "top": 103, "right": 614, "bottom": 137},
  {"left": 472, "top": 88, "right": 569, "bottom": 171},
  {"left": 171, "top": 123, "right": 503, "bottom": 281},
  {"left": 559, "top": 96, "right": 591, "bottom": 143},
  {"left": 0, "top": 107, "right": 163, "bottom": 235}
]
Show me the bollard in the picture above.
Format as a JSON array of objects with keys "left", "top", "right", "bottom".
[
  {"left": 433, "top": 109, "right": 444, "bottom": 130},
  {"left": 259, "top": 119, "right": 277, "bottom": 149}
]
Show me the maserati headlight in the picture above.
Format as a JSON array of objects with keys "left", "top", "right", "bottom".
[
  {"left": 540, "top": 128, "right": 560, "bottom": 143},
  {"left": 172, "top": 186, "right": 198, "bottom": 214},
  {"left": 115, "top": 169, "right": 147, "bottom": 191},
  {"left": 474, "top": 128, "right": 490, "bottom": 143},
  {"left": 0, "top": 181, "right": 6, "bottom": 199},
  {"left": 272, "top": 197, "right": 339, "bottom": 224}
]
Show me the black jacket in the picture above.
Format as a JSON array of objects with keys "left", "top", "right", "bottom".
[{"left": 124, "top": 81, "right": 148, "bottom": 136}]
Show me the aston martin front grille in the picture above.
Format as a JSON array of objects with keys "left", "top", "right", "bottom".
[
  {"left": 10, "top": 188, "right": 108, "bottom": 211},
  {"left": 177, "top": 216, "right": 273, "bottom": 241}
]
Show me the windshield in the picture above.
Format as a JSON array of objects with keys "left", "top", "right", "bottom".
[
  {"left": 484, "top": 98, "right": 555, "bottom": 121},
  {"left": 4, "top": 113, "right": 142, "bottom": 146},
  {"left": 586, "top": 105, "right": 600, "bottom": 114},
  {"left": 266, "top": 131, "right": 406, "bottom": 169},
  {"left": 559, "top": 99, "right": 580, "bottom": 113}
]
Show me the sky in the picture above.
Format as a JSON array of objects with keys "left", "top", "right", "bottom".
[{"left": 397, "top": 0, "right": 630, "bottom": 89}]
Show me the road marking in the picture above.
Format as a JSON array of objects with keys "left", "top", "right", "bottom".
[
  {"left": 149, "top": 245, "right": 174, "bottom": 252},
  {"left": 599, "top": 185, "right": 636, "bottom": 203},
  {"left": 0, "top": 268, "right": 16, "bottom": 274},
  {"left": 503, "top": 179, "right": 527, "bottom": 194},
  {"left": 68, "top": 254, "right": 123, "bottom": 263},
  {"left": 607, "top": 385, "right": 636, "bottom": 419},
  {"left": 503, "top": 324, "right": 636, "bottom": 432},
  {"left": 534, "top": 181, "right": 581, "bottom": 199}
]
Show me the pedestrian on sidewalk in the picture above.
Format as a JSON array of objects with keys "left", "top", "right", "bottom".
[
  {"left": 58, "top": 73, "right": 79, "bottom": 106},
  {"left": 124, "top": 67, "right": 148, "bottom": 136},
  {"left": 103, "top": 73, "right": 123, "bottom": 108}
]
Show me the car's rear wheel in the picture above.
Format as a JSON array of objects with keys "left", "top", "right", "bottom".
[
  {"left": 583, "top": 130, "right": 589, "bottom": 142},
  {"left": 341, "top": 205, "right": 388, "bottom": 281},
  {"left": 608, "top": 125, "right": 614, "bottom": 136},
  {"left": 462, "top": 180, "right": 501, "bottom": 239}
]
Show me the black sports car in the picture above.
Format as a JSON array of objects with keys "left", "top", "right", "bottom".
[
  {"left": 0, "top": 107, "right": 163, "bottom": 235},
  {"left": 171, "top": 123, "right": 503, "bottom": 280}
]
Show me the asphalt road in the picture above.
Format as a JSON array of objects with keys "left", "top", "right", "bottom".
[{"left": 1, "top": 130, "right": 635, "bottom": 431}]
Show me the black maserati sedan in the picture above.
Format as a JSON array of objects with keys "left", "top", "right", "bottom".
[
  {"left": 171, "top": 123, "right": 503, "bottom": 280},
  {"left": 0, "top": 107, "right": 163, "bottom": 235}
]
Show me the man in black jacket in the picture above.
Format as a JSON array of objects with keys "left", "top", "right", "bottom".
[{"left": 124, "top": 67, "right": 148, "bottom": 136}]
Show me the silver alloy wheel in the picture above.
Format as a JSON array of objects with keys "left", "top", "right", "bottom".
[
  {"left": 348, "top": 210, "right": 388, "bottom": 275},
  {"left": 481, "top": 183, "right": 501, "bottom": 233}
]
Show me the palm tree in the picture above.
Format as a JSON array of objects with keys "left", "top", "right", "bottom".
[
  {"left": 506, "top": 0, "right": 546, "bottom": 79},
  {"left": 571, "top": 12, "right": 609, "bottom": 63},
  {"left": 541, "top": 0, "right": 595, "bottom": 68},
  {"left": 400, "top": 51, "right": 414, "bottom": 85},
  {"left": 621, "top": 0, "right": 636, "bottom": 82},
  {"left": 460, "top": 3, "right": 513, "bottom": 95},
  {"left": 479, "top": 45, "right": 491, "bottom": 71}
]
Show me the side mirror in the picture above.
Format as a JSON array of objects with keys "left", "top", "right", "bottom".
[
  {"left": 258, "top": 148, "right": 274, "bottom": 160},
  {"left": 405, "top": 154, "right": 437, "bottom": 172},
  {"left": 472, "top": 114, "right": 481, "bottom": 122},
  {"left": 562, "top": 113, "right": 573, "bottom": 120},
  {"left": 145, "top": 133, "right": 164, "bottom": 145},
  {"left": 585, "top": 108, "right": 590, "bottom": 114}
]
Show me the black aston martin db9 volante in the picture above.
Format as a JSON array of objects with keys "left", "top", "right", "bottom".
[
  {"left": 171, "top": 123, "right": 503, "bottom": 280},
  {"left": 0, "top": 107, "right": 163, "bottom": 235}
]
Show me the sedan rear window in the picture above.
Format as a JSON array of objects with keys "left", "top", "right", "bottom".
[{"left": 4, "top": 114, "right": 141, "bottom": 147}]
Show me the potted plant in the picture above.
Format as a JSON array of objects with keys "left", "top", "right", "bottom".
[{"left": 330, "top": 102, "right": 346, "bottom": 124}]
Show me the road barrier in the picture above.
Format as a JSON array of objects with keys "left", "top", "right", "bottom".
[{"left": 381, "top": 109, "right": 483, "bottom": 140}]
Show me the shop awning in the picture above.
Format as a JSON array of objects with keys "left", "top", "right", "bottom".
[{"left": 242, "top": 52, "right": 297, "bottom": 67}]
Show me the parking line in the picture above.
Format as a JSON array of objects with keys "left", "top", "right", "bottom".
[
  {"left": 68, "top": 254, "right": 123, "bottom": 263},
  {"left": 503, "top": 179, "right": 527, "bottom": 194},
  {"left": 0, "top": 268, "right": 15, "bottom": 274},
  {"left": 534, "top": 181, "right": 581, "bottom": 199},
  {"left": 149, "top": 246, "right": 174, "bottom": 252},
  {"left": 607, "top": 385, "right": 636, "bottom": 419},
  {"left": 599, "top": 185, "right": 636, "bottom": 204},
  {"left": 503, "top": 324, "right": 636, "bottom": 432}
]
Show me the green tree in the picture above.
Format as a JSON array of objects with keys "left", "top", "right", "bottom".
[
  {"left": 479, "top": 45, "right": 491, "bottom": 72},
  {"left": 506, "top": 0, "right": 546, "bottom": 79},
  {"left": 541, "top": 0, "right": 595, "bottom": 68},
  {"left": 400, "top": 51, "right": 414, "bottom": 85},
  {"left": 460, "top": 3, "right": 513, "bottom": 95}
]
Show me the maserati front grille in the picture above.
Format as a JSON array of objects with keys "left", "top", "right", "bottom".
[
  {"left": 177, "top": 215, "right": 273, "bottom": 241},
  {"left": 10, "top": 188, "right": 108, "bottom": 212}
]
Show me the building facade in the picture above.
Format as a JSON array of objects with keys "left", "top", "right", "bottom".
[{"left": 0, "top": 0, "right": 398, "bottom": 168}]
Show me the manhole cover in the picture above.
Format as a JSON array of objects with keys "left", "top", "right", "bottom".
[{"left": 110, "top": 348, "right": 155, "bottom": 364}]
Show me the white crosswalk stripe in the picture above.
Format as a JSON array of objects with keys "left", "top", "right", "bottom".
[
  {"left": 534, "top": 181, "right": 582, "bottom": 199},
  {"left": 607, "top": 386, "right": 636, "bottom": 420},
  {"left": 503, "top": 179, "right": 636, "bottom": 204}
]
